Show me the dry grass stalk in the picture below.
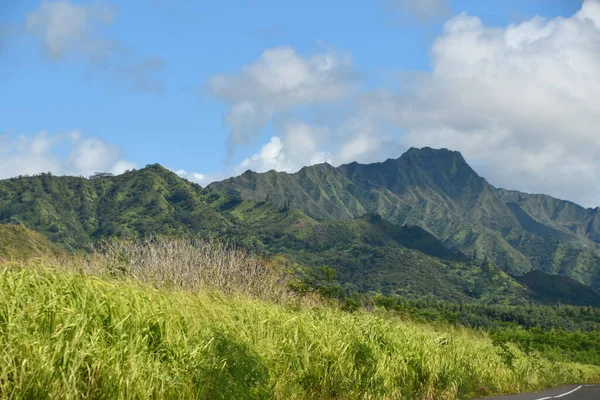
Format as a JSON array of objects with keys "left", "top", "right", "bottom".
[{"left": 80, "top": 236, "right": 294, "bottom": 301}]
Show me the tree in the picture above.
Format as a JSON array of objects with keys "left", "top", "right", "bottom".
[{"left": 91, "top": 172, "right": 114, "bottom": 179}]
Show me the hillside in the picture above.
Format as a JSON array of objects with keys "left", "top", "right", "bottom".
[
  {"left": 0, "top": 224, "right": 64, "bottom": 262},
  {"left": 0, "top": 166, "right": 235, "bottom": 250},
  {"left": 209, "top": 147, "right": 600, "bottom": 293},
  {"left": 2, "top": 149, "right": 600, "bottom": 305},
  {"left": 2, "top": 264, "right": 599, "bottom": 399},
  {"left": 220, "top": 202, "right": 532, "bottom": 303},
  {"left": 514, "top": 271, "right": 600, "bottom": 307},
  {"left": 0, "top": 164, "right": 527, "bottom": 305}
]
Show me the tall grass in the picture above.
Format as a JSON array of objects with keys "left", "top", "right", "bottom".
[
  {"left": 1, "top": 240, "right": 599, "bottom": 399},
  {"left": 76, "top": 237, "right": 295, "bottom": 301}
]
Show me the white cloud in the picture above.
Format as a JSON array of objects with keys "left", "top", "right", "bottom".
[
  {"left": 110, "top": 160, "right": 136, "bottom": 175},
  {"left": 208, "top": 46, "right": 359, "bottom": 153},
  {"left": 0, "top": 130, "right": 135, "bottom": 178},
  {"left": 232, "top": 130, "right": 402, "bottom": 177},
  {"left": 339, "top": 0, "right": 600, "bottom": 207},
  {"left": 339, "top": 135, "right": 385, "bottom": 164},
  {"left": 228, "top": 112, "right": 404, "bottom": 176},
  {"left": 198, "top": 1, "right": 600, "bottom": 208},
  {"left": 235, "top": 120, "right": 333, "bottom": 174},
  {"left": 25, "top": 0, "right": 116, "bottom": 61},
  {"left": 239, "top": 137, "right": 293, "bottom": 173},
  {"left": 173, "top": 169, "right": 213, "bottom": 185}
]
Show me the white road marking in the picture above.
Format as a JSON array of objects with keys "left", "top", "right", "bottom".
[{"left": 535, "top": 386, "right": 582, "bottom": 400}]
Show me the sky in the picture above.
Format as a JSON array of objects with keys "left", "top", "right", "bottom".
[{"left": 1, "top": 0, "right": 599, "bottom": 207}]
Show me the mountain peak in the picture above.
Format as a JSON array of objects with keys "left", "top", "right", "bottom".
[
  {"left": 141, "top": 163, "right": 170, "bottom": 174},
  {"left": 387, "top": 146, "right": 485, "bottom": 200},
  {"left": 402, "top": 147, "right": 466, "bottom": 162}
]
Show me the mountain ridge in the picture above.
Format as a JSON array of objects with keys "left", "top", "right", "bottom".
[
  {"left": 209, "top": 147, "right": 600, "bottom": 292},
  {"left": 2, "top": 147, "right": 600, "bottom": 302}
]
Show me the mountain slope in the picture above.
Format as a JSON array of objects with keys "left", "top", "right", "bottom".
[
  {"left": 213, "top": 199, "right": 533, "bottom": 303},
  {"left": 0, "top": 166, "right": 235, "bottom": 250},
  {"left": 514, "top": 270, "right": 600, "bottom": 307},
  {"left": 0, "top": 166, "right": 534, "bottom": 304},
  {"left": 496, "top": 189, "right": 600, "bottom": 244},
  {"left": 2, "top": 151, "right": 600, "bottom": 304},
  {"left": 209, "top": 147, "right": 600, "bottom": 292},
  {"left": 0, "top": 224, "right": 64, "bottom": 261}
]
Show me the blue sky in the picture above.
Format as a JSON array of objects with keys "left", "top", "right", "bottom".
[{"left": 2, "top": 0, "right": 600, "bottom": 207}]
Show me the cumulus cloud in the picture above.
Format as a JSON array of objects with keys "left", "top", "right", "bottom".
[
  {"left": 0, "top": 130, "right": 135, "bottom": 178},
  {"left": 338, "top": 135, "right": 403, "bottom": 164},
  {"left": 238, "top": 137, "right": 292, "bottom": 172},
  {"left": 383, "top": 0, "right": 600, "bottom": 207},
  {"left": 211, "top": 1, "right": 600, "bottom": 207},
  {"left": 172, "top": 168, "right": 231, "bottom": 187},
  {"left": 235, "top": 120, "right": 333, "bottom": 174},
  {"left": 173, "top": 169, "right": 208, "bottom": 184},
  {"left": 110, "top": 160, "right": 137, "bottom": 175},
  {"left": 208, "top": 46, "right": 359, "bottom": 153}
]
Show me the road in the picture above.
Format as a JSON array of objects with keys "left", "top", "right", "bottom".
[{"left": 477, "top": 385, "right": 600, "bottom": 400}]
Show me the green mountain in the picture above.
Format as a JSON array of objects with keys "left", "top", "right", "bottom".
[
  {"left": 210, "top": 147, "right": 600, "bottom": 292},
  {"left": 2, "top": 147, "right": 600, "bottom": 305},
  {"left": 0, "top": 166, "right": 237, "bottom": 251},
  {"left": 212, "top": 200, "right": 531, "bottom": 303}
]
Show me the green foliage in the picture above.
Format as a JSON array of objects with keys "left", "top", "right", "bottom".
[
  {"left": 291, "top": 265, "right": 342, "bottom": 299},
  {"left": 1, "top": 265, "right": 599, "bottom": 399},
  {"left": 0, "top": 167, "right": 238, "bottom": 250},
  {"left": 515, "top": 271, "right": 600, "bottom": 307},
  {"left": 373, "top": 296, "right": 600, "bottom": 332},
  {"left": 2, "top": 158, "right": 600, "bottom": 307},
  {"left": 490, "top": 327, "right": 600, "bottom": 367},
  {"left": 372, "top": 295, "right": 600, "bottom": 366},
  {"left": 210, "top": 147, "right": 600, "bottom": 292},
  {"left": 195, "top": 331, "right": 270, "bottom": 399},
  {"left": 255, "top": 214, "right": 533, "bottom": 304}
]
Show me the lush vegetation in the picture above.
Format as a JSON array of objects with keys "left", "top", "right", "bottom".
[
  {"left": 367, "top": 296, "right": 600, "bottom": 367},
  {"left": 237, "top": 211, "right": 535, "bottom": 304},
  {"left": 0, "top": 167, "right": 235, "bottom": 251},
  {"left": 211, "top": 147, "right": 600, "bottom": 292},
  {"left": 1, "top": 261, "right": 599, "bottom": 400},
  {"left": 514, "top": 271, "right": 600, "bottom": 307},
  {"left": 2, "top": 148, "right": 600, "bottom": 398},
  {"left": 2, "top": 159, "right": 600, "bottom": 307}
]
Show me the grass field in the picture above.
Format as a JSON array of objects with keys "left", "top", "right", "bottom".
[{"left": 1, "top": 260, "right": 600, "bottom": 399}]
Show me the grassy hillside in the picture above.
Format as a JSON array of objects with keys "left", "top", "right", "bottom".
[
  {"left": 244, "top": 211, "right": 533, "bottom": 304},
  {"left": 0, "top": 224, "right": 63, "bottom": 262},
  {"left": 1, "top": 264, "right": 599, "bottom": 400},
  {"left": 200, "top": 196, "right": 530, "bottom": 303},
  {"left": 0, "top": 167, "right": 235, "bottom": 251}
]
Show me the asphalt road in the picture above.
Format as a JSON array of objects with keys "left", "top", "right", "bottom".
[{"left": 476, "top": 385, "right": 600, "bottom": 400}]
